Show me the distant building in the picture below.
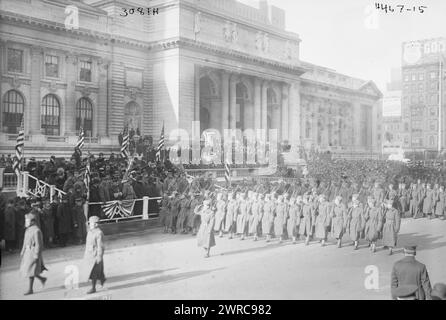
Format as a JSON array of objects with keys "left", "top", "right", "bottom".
[{"left": 401, "top": 37, "right": 445, "bottom": 152}]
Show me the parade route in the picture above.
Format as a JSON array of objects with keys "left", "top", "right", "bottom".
[{"left": 1, "top": 217, "right": 445, "bottom": 300}]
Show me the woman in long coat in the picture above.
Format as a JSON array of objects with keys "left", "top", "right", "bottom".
[
  {"left": 195, "top": 200, "right": 215, "bottom": 258},
  {"left": 364, "top": 197, "right": 383, "bottom": 253},
  {"left": 299, "top": 195, "right": 314, "bottom": 245},
  {"left": 213, "top": 193, "right": 227, "bottom": 237},
  {"left": 434, "top": 186, "right": 445, "bottom": 219},
  {"left": 84, "top": 216, "right": 106, "bottom": 294},
  {"left": 331, "top": 196, "right": 347, "bottom": 248},
  {"left": 347, "top": 198, "right": 364, "bottom": 250},
  {"left": 314, "top": 195, "right": 331, "bottom": 246},
  {"left": 382, "top": 199, "right": 401, "bottom": 255},
  {"left": 20, "top": 213, "right": 47, "bottom": 295},
  {"left": 286, "top": 197, "right": 300, "bottom": 243},
  {"left": 224, "top": 192, "right": 237, "bottom": 238},
  {"left": 262, "top": 194, "right": 275, "bottom": 242},
  {"left": 274, "top": 196, "right": 287, "bottom": 243}
]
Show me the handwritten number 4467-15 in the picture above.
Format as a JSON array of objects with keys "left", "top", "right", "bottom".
[
  {"left": 375, "top": 3, "right": 427, "bottom": 13},
  {"left": 120, "top": 8, "right": 159, "bottom": 17}
]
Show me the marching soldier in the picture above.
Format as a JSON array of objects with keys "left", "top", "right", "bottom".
[
  {"left": 434, "top": 185, "right": 446, "bottom": 219},
  {"left": 364, "top": 197, "right": 383, "bottom": 253},
  {"left": 422, "top": 184, "right": 434, "bottom": 219},
  {"left": 224, "top": 191, "right": 237, "bottom": 239},
  {"left": 382, "top": 198, "right": 401, "bottom": 255},
  {"left": 331, "top": 196, "right": 347, "bottom": 248},
  {"left": 314, "top": 195, "right": 331, "bottom": 247},
  {"left": 195, "top": 199, "right": 216, "bottom": 258},
  {"left": 84, "top": 216, "right": 106, "bottom": 294},
  {"left": 214, "top": 192, "right": 227, "bottom": 237},
  {"left": 286, "top": 197, "right": 300, "bottom": 244},
  {"left": 262, "top": 194, "right": 275, "bottom": 242},
  {"left": 299, "top": 193, "right": 314, "bottom": 245},
  {"left": 248, "top": 193, "right": 261, "bottom": 241},
  {"left": 273, "top": 195, "right": 287, "bottom": 243},
  {"left": 347, "top": 194, "right": 364, "bottom": 250}
]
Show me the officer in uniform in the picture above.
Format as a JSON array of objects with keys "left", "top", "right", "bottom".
[{"left": 391, "top": 245, "right": 432, "bottom": 300}]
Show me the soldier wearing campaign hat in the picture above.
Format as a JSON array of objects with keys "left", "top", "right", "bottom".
[
  {"left": 364, "top": 196, "right": 383, "bottom": 253},
  {"left": 195, "top": 199, "right": 216, "bottom": 258},
  {"left": 347, "top": 194, "right": 364, "bottom": 250},
  {"left": 224, "top": 191, "right": 237, "bottom": 239},
  {"left": 299, "top": 193, "right": 314, "bottom": 246},
  {"left": 391, "top": 245, "right": 432, "bottom": 300}
]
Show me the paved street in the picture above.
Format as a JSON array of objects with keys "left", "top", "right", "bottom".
[{"left": 1, "top": 217, "right": 445, "bottom": 300}]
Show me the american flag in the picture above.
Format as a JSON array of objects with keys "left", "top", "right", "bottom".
[
  {"left": 12, "top": 117, "right": 24, "bottom": 176},
  {"left": 75, "top": 127, "right": 84, "bottom": 155},
  {"left": 225, "top": 160, "right": 231, "bottom": 187},
  {"left": 84, "top": 159, "right": 90, "bottom": 200},
  {"left": 121, "top": 126, "right": 129, "bottom": 160},
  {"left": 156, "top": 122, "right": 165, "bottom": 162}
]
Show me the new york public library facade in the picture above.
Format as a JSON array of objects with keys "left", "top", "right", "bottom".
[{"left": 0, "top": 0, "right": 383, "bottom": 162}]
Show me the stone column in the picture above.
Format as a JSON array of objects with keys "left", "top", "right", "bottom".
[
  {"left": 195, "top": 65, "right": 200, "bottom": 124},
  {"left": 29, "top": 46, "right": 43, "bottom": 135},
  {"left": 281, "top": 83, "right": 289, "bottom": 141},
  {"left": 229, "top": 74, "right": 237, "bottom": 129},
  {"left": 261, "top": 81, "right": 268, "bottom": 130},
  {"left": 221, "top": 71, "right": 230, "bottom": 130},
  {"left": 65, "top": 54, "right": 77, "bottom": 136},
  {"left": 254, "top": 78, "right": 261, "bottom": 130}
]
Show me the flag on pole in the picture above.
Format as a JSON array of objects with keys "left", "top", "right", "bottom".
[
  {"left": 13, "top": 117, "right": 24, "bottom": 176},
  {"left": 121, "top": 126, "right": 129, "bottom": 161},
  {"left": 75, "top": 127, "right": 85, "bottom": 156},
  {"left": 225, "top": 160, "right": 231, "bottom": 187},
  {"left": 156, "top": 122, "right": 165, "bottom": 162},
  {"left": 84, "top": 159, "right": 90, "bottom": 201}
]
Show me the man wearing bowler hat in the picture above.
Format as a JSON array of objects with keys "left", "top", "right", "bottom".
[{"left": 391, "top": 245, "right": 432, "bottom": 300}]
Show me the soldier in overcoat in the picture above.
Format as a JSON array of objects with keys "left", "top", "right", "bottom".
[
  {"left": 262, "top": 194, "right": 275, "bottom": 242},
  {"left": 20, "top": 213, "right": 47, "bottom": 295},
  {"left": 299, "top": 194, "right": 314, "bottom": 245},
  {"left": 273, "top": 195, "right": 287, "bottom": 243},
  {"left": 286, "top": 197, "right": 300, "bottom": 244},
  {"left": 224, "top": 192, "right": 237, "bottom": 238},
  {"left": 84, "top": 216, "right": 106, "bottom": 294},
  {"left": 213, "top": 192, "right": 227, "bottom": 237},
  {"left": 347, "top": 195, "right": 364, "bottom": 250},
  {"left": 195, "top": 200, "right": 216, "bottom": 258},
  {"left": 314, "top": 195, "right": 331, "bottom": 246},
  {"left": 236, "top": 193, "right": 249, "bottom": 240},
  {"left": 331, "top": 196, "right": 347, "bottom": 248},
  {"left": 434, "top": 185, "right": 446, "bottom": 219},
  {"left": 364, "top": 197, "right": 383, "bottom": 253},
  {"left": 382, "top": 199, "right": 401, "bottom": 255},
  {"left": 422, "top": 184, "right": 435, "bottom": 219}
]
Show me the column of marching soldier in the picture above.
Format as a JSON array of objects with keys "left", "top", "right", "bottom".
[{"left": 158, "top": 181, "right": 446, "bottom": 258}]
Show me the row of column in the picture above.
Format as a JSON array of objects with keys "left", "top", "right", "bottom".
[{"left": 204, "top": 69, "right": 291, "bottom": 140}]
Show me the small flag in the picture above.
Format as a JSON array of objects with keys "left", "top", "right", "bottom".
[
  {"left": 225, "top": 160, "right": 231, "bottom": 187},
  {"left": 121, "top": 126, "right": 129, "bottom": 160},
  {"left": 84, "top": 159, "right": 90, "bottom": 200},
  {"left": 156, "top": 122, "right": 165, "bottom": 162},
  {"left": 75, "top": 127, "right": 84, "bottom": 155},
  {"left": 13, "top": 117, "right": 24, "bottom": 176}
]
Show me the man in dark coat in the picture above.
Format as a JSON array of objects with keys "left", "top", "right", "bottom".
[
  {"left": 89, "top": 177, "right": 102, "bottom": 218},
  {"left": 391, "top": 245, "right": 432, "bottom": 300},
  {"left": 56, "top": 195, "right": 72, "bottom": 247}
]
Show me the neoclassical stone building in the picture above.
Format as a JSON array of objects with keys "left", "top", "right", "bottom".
[{"left": 0, "top": 0, "right": 382, "bottom": 159}]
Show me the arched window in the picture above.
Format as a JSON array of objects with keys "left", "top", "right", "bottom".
[
  {"left": 2, "top": 90, "right": 24, "bottom": 134},
  {"left": 76, "top": 98, "right": 93, "bottom": 137},
  {"left": 41, "top": 94, "right": 60, "bottom": 135}
]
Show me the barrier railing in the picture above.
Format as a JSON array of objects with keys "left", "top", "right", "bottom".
[
  {"left": 88, "top": 196, "right": 162, "bottom": 223},
  {"left": 16, "top": 171, "right": 67, "bottom": 202}
]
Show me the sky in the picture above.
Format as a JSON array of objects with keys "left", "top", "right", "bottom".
[{"left": 267, "top": 0, "right": 446, "bottom": 92}]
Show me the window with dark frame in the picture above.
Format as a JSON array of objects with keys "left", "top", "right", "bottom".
[
  {"left": 7, "top": 48, "right": 23, "bottom": 73},
  {"left": 80, "top": 60, "right": 92, "bottom": 82},
  {"left": 2, "top": 90, "right": 24, "bottom": 134},
  {"left": 76, "top": 98, "right": 93, "bottom": 136},
  {"left": 45, "top": 54, "right": 59, "bottom": 78},
  {"left": 41, "top": 94, "right": 60, "bottom": 135}
]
